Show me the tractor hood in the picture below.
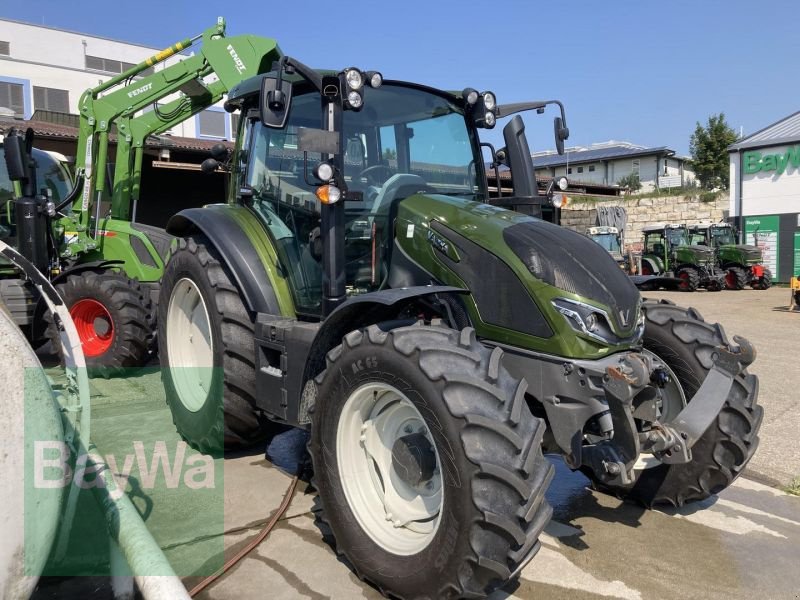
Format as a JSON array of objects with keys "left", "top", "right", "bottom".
[
  {"left": 393, "top": 194, "right": 642, "bottom": 358},
  {"left": 721, "top": 243, "right": 762, "bottom": 263},
  {"left": 685, "top": 244, "right": 715, "bottom": 260}
]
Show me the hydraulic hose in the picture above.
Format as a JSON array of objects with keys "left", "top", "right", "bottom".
[{"left": 188, "top": 475, "right": 300, "bottom": 597}]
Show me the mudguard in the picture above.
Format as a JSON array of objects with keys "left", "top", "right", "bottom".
[
  {"left": 302, "top": 285, "right": 467, "bottom": 384},
  {"left": 167, "top": 206, "right": 283, "bottom": 315}
]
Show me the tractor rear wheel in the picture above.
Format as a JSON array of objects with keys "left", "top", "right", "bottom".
[
  {"left": 676, "top": 267, "right": 699, "bottom": 292},
  {"left": 585, "top": 300, "right": 762, "bottom": 506},
  {"left": 725, "top": 266, "right": 747, "bottom": 290},
  {"left": 48, "top": 271, "right": 150, "bottom": 377},
  {"left": 158, "top": 235, "right": 270, "bottom": 455},
  {"left": 310, "top": 322, "right": 553, "bottom": 599}
]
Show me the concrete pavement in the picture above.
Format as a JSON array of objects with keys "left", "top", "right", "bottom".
[
  {"left": 31, "top": 285, "right": 800, "bottom": 599},
  {"left": 643, "top": 286, "right": 800, "bottom": 486}
]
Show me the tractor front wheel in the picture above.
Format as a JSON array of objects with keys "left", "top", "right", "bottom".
[
  {"left": 752, "top": 268, "right": 772, "bottom": 290},
  {"left": 676, "top": 267, "right": 699, "bottom": 292},
  {"left": 585, "top": 300, "right": 762, "bottom": 506},
  {"left": 48, "top": 271, "right": 150, "bottom": 377},
  {"left": 158, "top": 235, "right": 270, "bottom": 455},
  {"left": 725, "top": 266, "right": 747, "bottom": 290},
  {"left": 310, "top": 322, "right": 553, "bottom": 599}
]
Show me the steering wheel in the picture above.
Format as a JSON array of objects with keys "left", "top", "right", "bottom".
[{"left": 356, "top": 165, "right": 394, "bottom": 187}]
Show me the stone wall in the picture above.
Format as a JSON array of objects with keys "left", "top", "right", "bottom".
[{"left": 559, "top": 192, "right": 730, "bottom": 250}]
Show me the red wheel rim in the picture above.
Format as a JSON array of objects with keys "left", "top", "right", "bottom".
[
  {"left": 725, "top": 270, "right": 736, "bottom": 289},
  {"left": 69, "top": 298, "right": 114, "bottom": 357},
  {"left": 678, "top": 271, "right": 689, "bottom": 290}
]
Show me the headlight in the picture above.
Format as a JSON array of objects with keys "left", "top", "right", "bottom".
[
  {"left": 345, "top": 68, "right": 363, "bottom": 90},
  {"left": 366, "top": 71, "right": 383, "bottom": 88},
  {"left": 314, "top": 161, "right": 334, "bottom": 181},
  {"left": 347, "top": 90, "right": 363, "bottom": 108},
  {"left": 462, "top": 87, "right": 479, "bottom": 105},
  {"left": 484, "top": 111, "right": 496, "bottom": 128},
  {"left": 556, "top": 176, "right": 569, "bottom": 191},
  {"left": 551, "top": 297, "right": 643, "bottom": 345},
  {"left": 482, "top": 91, "right": 496, "bottom": 111},
  {"left": 551, "top": 193, "right": 568, "bottom": 208}
]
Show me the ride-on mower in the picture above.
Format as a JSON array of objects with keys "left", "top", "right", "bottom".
[
  {"left": 640, "top": 223, "right": 725, "bottom": 291},
  {"left": 157, "top": 50, "right": 762, "bottom": 599},
  {"left": 690, "top": 222, "right": 772, "bottom": 290}
]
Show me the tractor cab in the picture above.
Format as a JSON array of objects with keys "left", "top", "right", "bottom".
[{"left": 223, "top": 60, "right": 569, "bottom": 317}]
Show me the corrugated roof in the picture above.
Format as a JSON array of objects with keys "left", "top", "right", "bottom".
[
  {"left": 728, "top": 110, "right": 800, "bottom": 151},
  {"left": 0, "top": 117, "right": 232, "bottom": 152},
  {"left": 532, "top": 145, "right": 674, "bottom": 168}
]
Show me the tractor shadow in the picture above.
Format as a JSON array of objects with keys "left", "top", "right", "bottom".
[{"left": 542, "top": 456, "right": 720, "bottom": 552}]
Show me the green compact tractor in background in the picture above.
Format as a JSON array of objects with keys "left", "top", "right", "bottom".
[
  {"left": 640, "top": 223, "right": 725, "bottom": 291},
  {"left": 690, "top": 222, "right": 771, "bottom": 290},
  {"left": 157, "top": 55, "right": 762, "bottom": 598},
  {"left": 0, "top": 19, "right": 283, "bottom": 374}
]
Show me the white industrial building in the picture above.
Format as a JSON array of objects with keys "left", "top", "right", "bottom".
[
  {"left": 0, "top": 18, "right": 233, "bottom": 140},
  {"left": 729, "top": 111, "right": 800, "bottom": 282},
  {"left": 532, "top": 141, "right": 695, "bottom": 192}
]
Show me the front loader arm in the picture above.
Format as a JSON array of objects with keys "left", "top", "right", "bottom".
[{"left": 73, "top": 17, "right": 282, "bottom": 227}]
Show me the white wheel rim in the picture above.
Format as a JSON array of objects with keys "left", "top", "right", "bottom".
[
  {"left": 166, "top": 278, "right": 214, "bottom": 412},
  {"left": 636, "top": 349, "right": 687, "bottom": 470},
  {"left": 337, "top": 383, "right": 443, "bottom": 555}
]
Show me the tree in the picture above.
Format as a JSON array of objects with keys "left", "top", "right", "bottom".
[
  {"left": 617, "top": 173, "right": 641, "bottom": 193},
  {"left": 689, "top": 113, "right": 738, "bottom": 190}
]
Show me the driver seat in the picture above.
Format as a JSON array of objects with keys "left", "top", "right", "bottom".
[{"left": 370, "top": 173, "right": 429, "bottom": 219}]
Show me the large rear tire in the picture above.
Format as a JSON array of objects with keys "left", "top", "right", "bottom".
[
  {"left": 47, "top": 271, "right": 150, "bottom": 377},
  {"left": 586, "top": 300, "right": 762, "bottom": 506},
  {"left": 310, "top": 322, "right": 553, "bottom": 599},
  {"left": 158, "top": 235, "right": 270, "bottom": 455}
]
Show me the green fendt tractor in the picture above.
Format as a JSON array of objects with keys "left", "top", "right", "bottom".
[
  {"left": 640, "top": 223, "right": 725, "bottom": 291},
  {"left": 0, "top": 19, "right": 282, "bottom": 374},
  {"left": 158, "top": 55, "right": 762, "bottom": 599},
  {"left": 690, "top": 222, "right": 771, "bottom": 290}
]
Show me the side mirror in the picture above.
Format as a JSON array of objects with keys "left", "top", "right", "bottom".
[
  {"left": 554, "top": 116, "right": 569, "bottom": 155},
  {"left": 4, "top": 130, "right": 30, "bottom": 182},
  {"left": 200, "top": 158, "right": 220, "bottom": 174},
  {"left": 210, "top": 143, "right": 229, "bottom": 161},
  {"left": 261, "top": 75, "right": 293, "bottom": 129}
]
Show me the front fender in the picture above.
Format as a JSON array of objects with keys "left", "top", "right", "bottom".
[
  {"left": 302, "top": 286, "right": 467, "bottom": 383},
  {"left": 167, "top": 206, "right": 290, "bottom": 316}
]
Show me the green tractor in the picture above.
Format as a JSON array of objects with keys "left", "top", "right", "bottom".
[
  {"left": 0, "top": 20, "right": 283, "bottom": 374},
  {"left": 690, "top": 222, "right": 771, "bottom": 290},
  {"left": 640, "top": 223, "right": 725, "bottom": 291},
  {"left": 158, "top": 56, "right": 762, "bottom": 599}
]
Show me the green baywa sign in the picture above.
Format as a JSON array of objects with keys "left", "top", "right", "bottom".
[{"left": 743, "top": 146, "right": 800, "bottom": 175}]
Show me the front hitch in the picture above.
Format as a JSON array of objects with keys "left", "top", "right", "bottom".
[{"left": 643, "top": 336, "right": 755, "bottom": 464}]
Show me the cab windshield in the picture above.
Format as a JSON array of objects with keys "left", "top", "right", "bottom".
[
  {"left": 590, "top": 233, "right": 621, "bottom": 253},
  {"left": 240, "top": 82, "right": 483, "bottom": 315},
  {"left": 666, "top": 228, "right": 689, "bottom": 247},
  {"left": 710, "top": 226, "right": 736, "bottom": 246}
]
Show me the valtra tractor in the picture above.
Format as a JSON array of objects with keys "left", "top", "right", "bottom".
[
  {"left": 690, "top": 222, "right": 772, "bottom": 290},
  {"left": 155, "top": 49, "right": 762, "bottom": 598},
  {"left": 640, "top": 223, "right": 725, "bottom": 291}
]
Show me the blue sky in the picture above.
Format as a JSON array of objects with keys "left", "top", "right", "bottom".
[{"left": 4, "top": 0, "right": 798, "bottom": 155}]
